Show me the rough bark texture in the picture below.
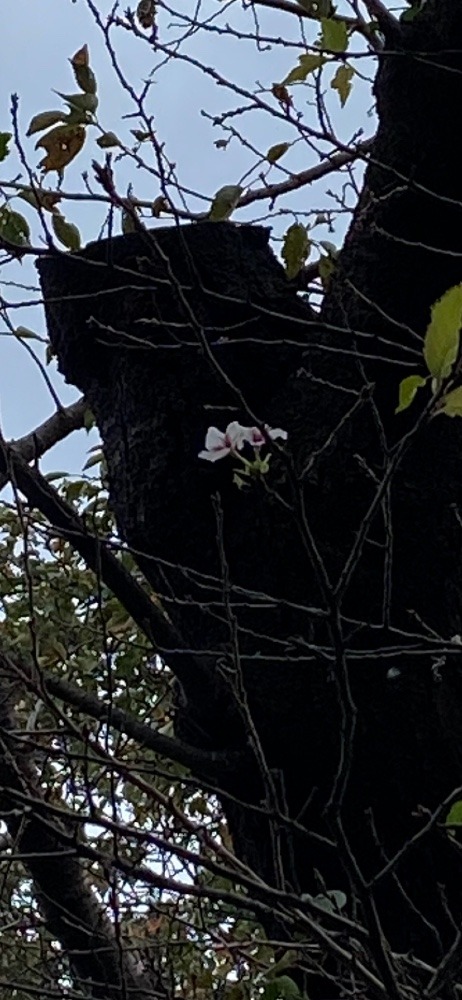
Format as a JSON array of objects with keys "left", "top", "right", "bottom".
[{"left": 37, "top": 0, "right": 462, "bottom": 991}]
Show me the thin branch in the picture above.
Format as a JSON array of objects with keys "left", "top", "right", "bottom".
[
  {"left": 0, "top": 668, "right": 168, "bottom": 1000},
  {"left": 2, "top": 138, "right": 373, "bottom": 225},
  {"left": 0, "top": 434, "right": 222, "bottom": 704},
  {"left": 1, "top": 648, "right": 239, "bottom": 779},
  {"left": 359, "top": 0, "right": 401, "bottom": 38}
]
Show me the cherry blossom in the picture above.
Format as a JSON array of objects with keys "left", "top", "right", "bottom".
[
  {"left": 199, "top": 421, "right": 288, "bottom": 463},
  {"left": 198, "top": 421, "right": 249, "bottom": 462},
  {"left": 245, "top": 425, "right": 288, "bottom": 448}
]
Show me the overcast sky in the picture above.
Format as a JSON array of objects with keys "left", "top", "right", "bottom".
[{"left": 1, "top": 0, "right": 376, "bottom": 476}]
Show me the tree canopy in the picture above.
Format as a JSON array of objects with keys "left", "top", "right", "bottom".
[{"left": 2, "top": 2, "right": 462, "bottom": 999}]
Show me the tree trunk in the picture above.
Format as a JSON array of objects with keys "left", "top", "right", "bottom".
[{"left": 37, "top": 0, "right": 462, "bottom": 991}]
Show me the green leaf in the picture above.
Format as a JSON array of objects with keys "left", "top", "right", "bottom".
[
  {"left": 283, "top": 53, "right": 324, "bottom": 85},
  {"left": 44, "top": 471, "right": 69, "bottom": 482},
  {"left": 437, "top": 386, "right": 462, "bottom": 418},
  {"left": 297, "top": 0, "right": 331, "bottom": 14},
  {"left": 423, "top": 283, "right": 462, "bottom": 382},
  {"left": 281, "top": 222, "right": 310, "bottom": 280},
  {"left": 208, "top": 184, "right": 243, "bottom": 221},
  {"left": 14, "top": 326, "right": 44, "bottom": 342},
  {"left": 84, "top": 408, "right": 95, "bottom": 432},
  {"left": 54, "top": 91, "right": 98, "bottom": 114},
  {"left": 395, "top": 374, "right": 427, "bottom": 414},
  {"left": 72, "top": 63, "right": 97, "bottom": 95},
  {"left": 52, "top": 213, "right": 82, "bottom": 251},
  {"left": 26, "top": 110, "right": 67, "bottom": 137},
  {"left": 0, "top": 132, "right": 12, "bottom": 162},
  {"left": 0, "top": 206, "right": 30, "bottom": 246},
  {"left": 263, "top": 977, "right": 300, "bottom": 1000},
  {"left": 96, "top": 131, "right": 120, "bottom": 149},
  {"left": 266, "top": 142, "right": 290, "bottom": 163},
  {"left": 330, "top": 64, "right": 355, "bottom": 106},
  {"left": 131, "top": 129, "right": 151, "bottom": 142},
  {"left": 446, "top": 801, "right": 462, "bottom": 825},
  {"left": 83, "top": 451, "right": 103, "bottom": 470},
  {"left": 321, "top": 17, "right": 348, "bottom": 52},
  {"left": 18, "top": 187, "right": 62, "bottom": 213},
  {"left": 46, "top": 342, "right": 56, "bottom": 365}
]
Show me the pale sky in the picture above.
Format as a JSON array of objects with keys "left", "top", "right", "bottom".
[{"left": 1, "top": 0, "right": 376, "bottom": 476}]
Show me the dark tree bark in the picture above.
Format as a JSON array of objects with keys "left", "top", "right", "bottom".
[{"left": 35, "top": 0, "right": 462, "bottom": 993}]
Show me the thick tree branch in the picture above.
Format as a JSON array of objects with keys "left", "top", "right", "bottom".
[{"left": 0, "top": 398, "right": 88, "bottom": 486}]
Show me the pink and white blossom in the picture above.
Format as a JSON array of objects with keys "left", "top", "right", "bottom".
[
  {"left": 199, "top": 421, "right": 249, "bottom": 462},
  {"left": 245, "top": 425, "right": 288, "bottom": 448},
  {"left": 199, "top": 421, "right": 288, "bottom": 462}
]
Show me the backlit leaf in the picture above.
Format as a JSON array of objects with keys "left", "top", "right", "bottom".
[
  {"left": 395, "top": 374, "right": 427, "bottom": 414},
  {"left": 446, "top": 800, "right": 462, "bottom": 825},
  {"left": 437, "top": 386, "right": 462, "bottom": 418},
  {"left": 330, "top": 64, "right": 355, "bottom": 106},
  {"left": 281, "top": 222, "right": 310, "bottom": 280},
  {"left": 423, "top": 283, "right": 462, "bottom": 382},
  {"left": 321, "top": 17, "right": 348, "bottom": 52},
  {"left": 208, "top": 184, "right": 243, "bottom": 221},
  {"left": 284, "top": 54, "right": 324, "bottom": 85}
]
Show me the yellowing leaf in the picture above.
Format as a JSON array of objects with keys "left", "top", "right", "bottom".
[
  {"left": 423, "top": 283, "right": 462, "bottom": 382},
  {"left": 271, "top": 83, "right": 293, "bottom": 109},
  {"left": 321, "top": 17, "right": 348, "bottom": 52},
  {"left": 36, "top": 124, "right": 86, "bottom": 173},
  {"left": 330, "top": 64, "right": 355, "bottom": 106},
  {"left": 281, "top": 222, "right": 310, "bottom": 280},
  {"left": 152, "top": 196, "right": 170, "bottom": 217},
  {"left": 52, "top": 213, "right": 82, "bottom": 251},
  {"left": 70, "top": 45, "right": 97, "bottom": 95},
  {"left": 437, "top": 386, "right": 462, "bottom": 418},
  {"left": 137, "top": 0, "right": 156, "bottom": 28},
  {"left": 266, "top": 142, "right": 290, "bottom": 163},
  {"left": 96, "top": 131, "right": 120, "bottom": 148},
  {"left": 284, "top": 54, "right": 324, "bottom": 85},
  {"left": 19, "top": 187, "right": 62, "bottom": 213},
  {"left": 71, "top": 44, "right": 90, "bottom": 67},
  {"left": 0, "top": 132, "right": 12, "bottom": 162},
  {"left": 208, "top": 184, "right": 243, "bottom": 221},
  {"left": 395, "top": 374, "right": 427, "bottom": 414},
  {"left": 27, "top": 110, "right": 67, "bottom": 137}
]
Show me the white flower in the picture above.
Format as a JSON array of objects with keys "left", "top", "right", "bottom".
[
  {"left": 199, "top": 421, "right": 288, "bottom": 463},
  {"left": 199, "top": 421, "right": 249, "bottom": 462},
  {"left": 245, "top": 425, "right": 288, "bottom": 447}
]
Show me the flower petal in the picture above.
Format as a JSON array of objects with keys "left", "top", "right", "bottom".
[
  {"left": 225, "top": 421, "right": 249, "bottom": 450},
  {"left": 198, "top": 448, "right": 229, "bottom": 462},
  {"left": 204, "top": 426, "right": 227, "bottom": 451},
  {"left": 246, "top": 427, "right": 266, "bottom": 447},
  {"left": 266, "top": 426, "right": 288, "bottom": 441}
]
